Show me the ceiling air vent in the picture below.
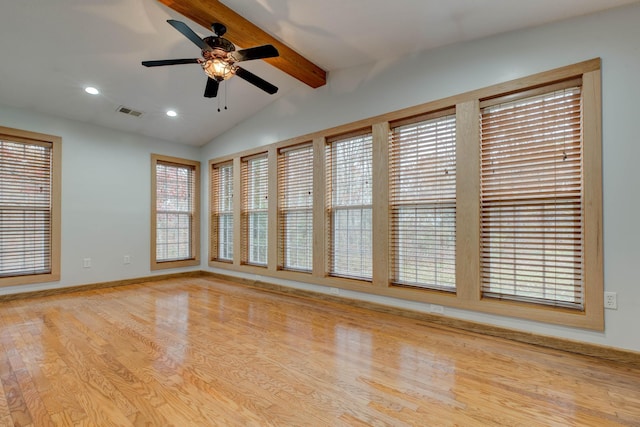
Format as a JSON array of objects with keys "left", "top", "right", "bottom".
[{"left": 116, "top": 105, "right": 143, "bottom": 117}]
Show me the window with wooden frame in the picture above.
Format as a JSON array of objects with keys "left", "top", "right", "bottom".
[
  {"left": 0, "top": 126, "right": 61, "bottom": 287},
  {"left": 242, "top": 154, "right": 269, "bottom": 266},
  {"left": 211, "top": 162, "right": 234, "bottom": 262},
  {"left": 389, "top": 111, "right": 457, "bottom": 291},
  {"left": 326, "top": 132, "right": 373, "bottom": 280},
  {"left": 151, "top": 154, "right": 200, "bottom": 270},
  {"left": 278, "top": 143, "right": 313, "bottom": 272},
  {"left": 479, "top": 81, "right": 585, "bottom": 308},
  {"left": 206, "top": 59, "right": 602, "bottom": 329}
]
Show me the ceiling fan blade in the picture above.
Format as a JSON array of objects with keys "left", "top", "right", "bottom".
[
  {"left": 232, "top": 45, "right": 279, "bottom": 62},
  {"left": 142, "top": 58, "right": 200, "bottom": 67},
  {"left": 167, "top": 19, "right": 211, "bottom": 52},
  {"left": 204, "top": 77, "right": 219, "bottom": 98},
  {"left": 234, "top": 67, "right": 278, "bottom": 95}
]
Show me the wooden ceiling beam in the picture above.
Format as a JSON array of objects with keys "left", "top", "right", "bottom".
[{"left": 157, "top": 0, "right": 327, "bottom": 88}]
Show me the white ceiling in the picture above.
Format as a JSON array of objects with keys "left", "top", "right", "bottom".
[{"left": 1, "top": 0, "right": 637, "bottom": 146}]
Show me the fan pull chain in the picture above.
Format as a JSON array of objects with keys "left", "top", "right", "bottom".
[
  {"left": 217, "top": 81, "right": 229, "bottom": 112},
  {"left": 224, "top": 80, "right": 228, "bottom": 110}
]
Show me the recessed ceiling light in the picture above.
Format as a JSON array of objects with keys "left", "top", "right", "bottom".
[
  {"left": 166, "top": 110, "right": 177, "bottom": 117},
  {"left": 84, "top": 86, "right": 100, "bottom": 95}
]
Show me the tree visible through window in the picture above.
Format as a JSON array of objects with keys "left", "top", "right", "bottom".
[
  {"left": 327, "top": 133, "right": 373, "bottom": 280},
  {"left": 480, "top": 86, "right": 584, "bottom": 308},
  {"left": 151, "top": 155, "right": 200, "bottom": 269},
  {"left": 212, "top": 162, "right": 234, "bottom": 261},
  {"left": 242, "top": 155, "right": 268, "bottom": 266},
  {"left": 390, "top": 113, "right": 456, "bottom": 291},
  {"left": 0, "top": 139, "right": 52, "bottom": 277},
  {"left": 0, "top": 126, "right": 60, "bottom": 287},
  {"left": 279, "top": 144, "right": 313, "bottom": 271}
]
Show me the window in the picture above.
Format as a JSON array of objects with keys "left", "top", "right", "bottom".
[
  {"left": 211, "top": 162, "right": 234, "bottom": 262},
  {"left": 390, "top": 113, "right": 456, "bottom": 291},
  {"left": 480, "top": 84, "right": 584, "bottom": 308},
  {"left": 278, "top": 144, "right": 313, "bottom": 272},
  {"left": 0, "top": 126, "right": 61, "bottom": 286},
  {"left": 242, "top": 155, "right": 268, "bottom": 266},
  {"left": 151, "top": 154, "right": 200, "bottom": 270},
  {"left": 327, "top": 132, "right": 373, "bottom": 280},
  {"left": 206, "top": 59, "right": 602, "bottom": 329}
]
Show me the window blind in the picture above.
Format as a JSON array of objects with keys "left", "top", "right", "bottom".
[
  {"left": 156, "top": 161, "right": 196, "bottom": 262},
  {"left": 480, "top": 86, "right": 583, "bottom": 308},
  {"left": 242, "top": 155, "right": 268, "bottom": 266},
  {"left": 278, "top": 144, "right": 313, "bottom": 272},
  {"left": 211, "top": 162, "right": 234, "bottom": 261},
  {"left": 0, "top": 139, "right": 52, "bottom": 277},
  {"left": 390, "top": 114, "right": 456, "bottom": 291},
  {"left": 327, "top": 133, "right": 373, "bottom": 280}
]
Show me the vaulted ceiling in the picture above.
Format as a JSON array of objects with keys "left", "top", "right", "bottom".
[{"left": 0, "top": 0, "right": 637, "bottom": 146}]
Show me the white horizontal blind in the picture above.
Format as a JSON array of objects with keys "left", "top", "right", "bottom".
[
  {"left": 156, "top": 161, "right": 195, "bottom": 262},
  {"left": 278, "top": 144, "right": 313, "bottom": 272},
  {"left": 480, "top": 86, "right": 583, "bottom": 308},
  {"left": 211, "top": 162, "right": 233, "bottom": 261},
  {"left": 242, "top": 155, "right": 268, "bottom": 266},
  {"left": 327, "top": 133, "right": 373, "bottom": 280},
  {"left": 390, "top": 114, "right": 456, "bottom": 291},
  {"left": 0, "top": 139, "right": 52, "bottom": 277}
]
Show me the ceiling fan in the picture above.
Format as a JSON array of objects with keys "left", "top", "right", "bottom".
[{"left": 142, "top": 20, "right": 279, "bottom": 98}]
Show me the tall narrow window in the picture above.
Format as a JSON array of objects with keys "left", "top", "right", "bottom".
[
  {"left": 390, "top": 113, "right": 456, "bottom": 291},
  {"left": 327, "top": 132, "right": 373, "bottom": 280},
  {"left": 211, "top": 162, "right": 234, "bottom": 262},
  {"left": 278, "top": 144, "right": 313, "bottom": 272},
  {"left": 0, "top": 127, "right": 60, "bottom": 286},
  {"left": 151, "top": 155, "right": 200, "bottom": 270},
  {"left": 480, "top": 84, "right": 583, "bottom": 308},
  {"left": 242, "top": 155, "right": 268, "bottom": 266}
]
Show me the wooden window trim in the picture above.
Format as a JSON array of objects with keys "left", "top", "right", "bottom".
[
  {"left": 151, "top": 154, "right": 201, "bottom": 270},
  {"left": 0, "top": 126, "right": 61, "bottom": 288},
  {"left": 207, "top": 58, "right": 603, "bottom": 330}
]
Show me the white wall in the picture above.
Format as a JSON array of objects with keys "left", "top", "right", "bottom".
[
  {"left": 201, "top": 3, "right": 640, "bottom": 352},
  {"left": 0, "top": 105, "right": 201, "bottom": 295}
]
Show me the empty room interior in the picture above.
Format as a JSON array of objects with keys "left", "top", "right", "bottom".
[{"left": 1, "top": 0, "right": 640, "bottom": 425}]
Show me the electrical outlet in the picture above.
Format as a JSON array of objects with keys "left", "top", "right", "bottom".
[
  {"left": 82, "top": 258, "right": 91, "bottom": 268},
  {"left": 123, "top": 255, "right": 131, "bottom": 264},
  {"left": 604, "top": 292, "right": 618, "bottom": 310}
]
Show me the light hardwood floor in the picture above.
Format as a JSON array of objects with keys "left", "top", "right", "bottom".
[{"left": 0, "top": 276, "right": 638, "bottom": 426}]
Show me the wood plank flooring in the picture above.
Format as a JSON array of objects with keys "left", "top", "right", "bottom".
[{"left": 0, "top": 276, "right": 638, "bottom": 426}]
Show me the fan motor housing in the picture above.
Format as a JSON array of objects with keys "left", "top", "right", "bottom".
[{"left": 203, "top": 36, "right": 235, "bottom": 53}]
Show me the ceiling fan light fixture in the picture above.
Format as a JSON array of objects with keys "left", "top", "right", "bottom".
[
  {"left": 142, "top": 20, "right": 279, "bottom": 97},
  {"left": 202, "top": 58, "right": 235, "bottom": 81}
]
